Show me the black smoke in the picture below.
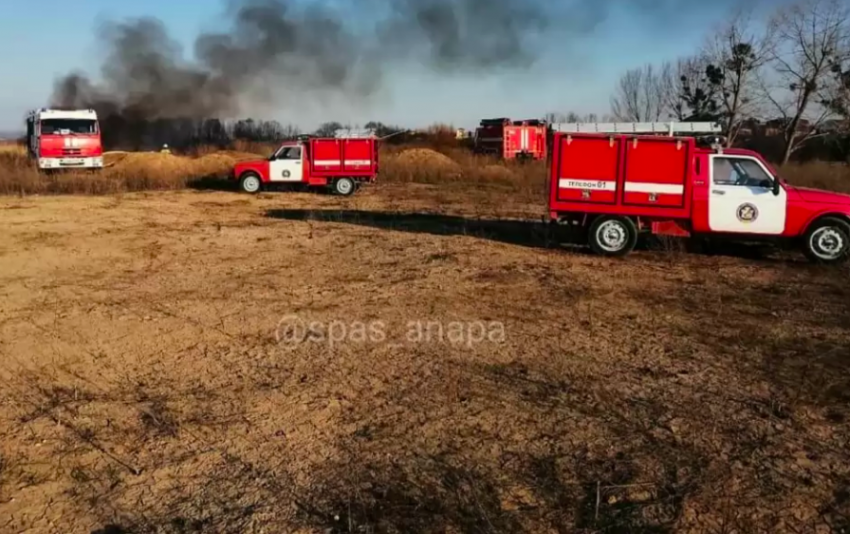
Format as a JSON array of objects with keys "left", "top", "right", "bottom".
[
  {"left": 52, "top": 0, "right": 555, "bottom": 148},
  {"left": 51, "top": 0, "right": 762, "bottom": 148}
]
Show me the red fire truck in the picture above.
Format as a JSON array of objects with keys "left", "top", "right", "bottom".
[
  {"left": 233, "top": 129, "right": 378, "bottom": 196},
  {"left": 25, "top": 108, "right": 103, "bottom": 171},
  {"left": 474, "top": 118, "right": 548, "bottom": 160},
  {"left": 549, "top": 122, "right": 850, "bottom": 264}
]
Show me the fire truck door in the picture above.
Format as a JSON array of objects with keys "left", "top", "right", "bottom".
[
  {"left": 707, "top": 155, "right": 787, "bottom": 235},
  {"left": 269, "top": 146, "right": 304, "bottom": 182}
]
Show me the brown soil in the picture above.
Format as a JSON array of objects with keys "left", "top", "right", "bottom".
[{"left": 0, "top": 183, "right": 848, "bottom": 533}]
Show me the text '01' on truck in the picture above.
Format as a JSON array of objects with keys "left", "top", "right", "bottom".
[
  {"left": 232, "top": 129, "right": 378, "bottom": 196},
  {"left": 549, "top": 122, "right": 850, "bottom": 264},
  {"left": 26, "top": 108, "right": 104, "bottom": 171}
]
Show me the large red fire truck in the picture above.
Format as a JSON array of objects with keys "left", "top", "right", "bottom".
[
  {"left": 233, "top": 129, "right": 378, "bottom": 196},
  {"left": 474, "top": 118, "right": 548, "bottom": 160},
  {"left": 549, "top": 122, "right": 850, "bottom": 264},
  {"left": 25, "top": 108, "right": 103, "bottom": 171}
]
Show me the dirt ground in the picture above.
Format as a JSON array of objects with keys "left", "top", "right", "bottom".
[{"left": 0, "top": 182, "right": 848, "bottom": 533}]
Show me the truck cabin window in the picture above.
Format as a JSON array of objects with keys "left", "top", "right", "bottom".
[
  {"left": 273, "top": 146, "right": 301, "bottom": 160},
  {"left": 39, "top": 119, "right": 97, "bottom": 135},
  {"left": 712, "top": 157, "right": 773, "bottom": 188}
]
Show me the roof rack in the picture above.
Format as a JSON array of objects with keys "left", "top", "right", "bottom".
[
  {"left": 333, "top": 128, "right": 376, "bottom": 139},
  {"left": 551, "top": 122, "right": 722, "bottom": 136},
  {"left": 512, "top": 119, "right": 545, "bottom": 126},
  {"left": 479, "top": 118, "right": 511, "bottom": 126}
]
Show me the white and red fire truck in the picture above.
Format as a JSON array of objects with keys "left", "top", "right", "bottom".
[
  {"left": 25, "top": 108, "right": 104, "bottom": 171},
  {"left": 549, "top": 122, "right": 850, "bottom": 264},
  {"left": 474, "top": 118, "right": 548, "bottom": 160},
  {"left": 232, "top": 129, "right": 378, "bottom": 196}
]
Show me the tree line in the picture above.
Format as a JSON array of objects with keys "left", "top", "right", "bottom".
[
  {"left": 607, "top": 0, "right": 849, "bottom": 163},
  {"left": 93, "top": 116, "right": 410, "bottom": 151}
]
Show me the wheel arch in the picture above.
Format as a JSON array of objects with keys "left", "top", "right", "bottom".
[
  {"left": 238, "top": 169, "right": 263, "bottom": 182},
  {"left": 802, "top": 211, "right": 850, "bottom": 235}
]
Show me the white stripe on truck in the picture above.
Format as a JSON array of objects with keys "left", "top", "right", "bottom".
[
  {"left": 559, "top": 179, "right": 684, "bottom": 195},
  {"left": 314, "top": 160, "right": 372, "bottom": 166},
  {"left": 625, "top": 182, "right": 684, "bottom": 194}
]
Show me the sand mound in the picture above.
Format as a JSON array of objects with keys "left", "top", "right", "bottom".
[
  {"left": 395, "top": 148, "right": 460, "bottom": 173},
  {"left": 104, "top": 151, "right": 237, "bottom": 178}
]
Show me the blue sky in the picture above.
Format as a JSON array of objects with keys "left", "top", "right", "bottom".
[{"left": 0, "top": 0, "right": 768, "bottom": 133}]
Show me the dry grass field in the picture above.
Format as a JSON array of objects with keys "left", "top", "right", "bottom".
[
  {"left": 1, "top": 139, "right": 848, "bottom": 197},
  {"left": 0, "top": 141, "right": 849, "bottom": 533}
]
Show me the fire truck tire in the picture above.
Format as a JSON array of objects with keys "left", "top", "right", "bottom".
[
  {"left": 802, "top": 217, "right": 850, "bottom": 264},
  {"left": 239, "top": 173, "right": 262, "bottom": 194},
  {"left": 332, "top": 178, "right": 356, "bottom": 196},
  {"left": 588, "top": 216, "right": 638, "bottom": 257}
]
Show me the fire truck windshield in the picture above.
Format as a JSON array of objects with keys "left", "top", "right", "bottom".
[{"left": 40, "top": 119, "right": 97, "bottom": 135}]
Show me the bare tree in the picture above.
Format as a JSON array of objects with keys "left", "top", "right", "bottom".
[
  {"left": 666, "top": 55, "right": 725, "bottom": 123},
  {"left": 314, "top": 121, "right": 344, "bottom": 137},
  {"left": 544, "top": 111, "right": 616, "bottom": 123},
  {"left": 763, "top": 0, "right": 850, "bottom": 164},
  {"left": 822, "top": 26, "right": 850, "bottom": 120},
  {"left": 821, "top": 34, "right": 850, "bottom": 160},
  {"left": 610, "top": 63, "right": 670, "bottom": 122},
  {"left": 703, "top": 8, "right": 776, "bottom": 145}
]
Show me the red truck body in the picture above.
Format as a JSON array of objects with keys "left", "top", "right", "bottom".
[
  {"left": 25, "top": 108, "right": 103, "bottom": 171},
  {"left": 474, "top": 118, "right": 547, "bottom": 160},
  {"left": 233, "top": 135, "right": 378, "bottom": 196},
  {"left": 549, "top": 124, "right": 850, "bottom": 263}
]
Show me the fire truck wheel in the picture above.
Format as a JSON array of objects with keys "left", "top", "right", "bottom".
[
  {"left": 333, "top": 178, "right": 356, "bottom": 196},
  {"left": 588, "top": 216, "right": 638, "bottom": 257},
  {"left": 803, "top": 217, "right": 850, "bottom": 264},
  {"left": 239, "top": 173, "right": 262, "bottom": 194}
]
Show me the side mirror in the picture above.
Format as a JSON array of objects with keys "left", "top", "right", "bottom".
[
  {"left": 759, "top": 179, "right": 781, "bottom": 196},
  {"left": 772, "top": 179, "right": 781, "bottom": 196}
]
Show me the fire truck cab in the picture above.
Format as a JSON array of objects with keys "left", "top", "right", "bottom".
[
  {"left": 233, "top": 129, "right": 378, "bottom": 196},
  {"left": 25, "top": 108, "right": 103, "bottom": 171},
  {"left": 549, "top": 122, "right": 850, "bottom": 264}
]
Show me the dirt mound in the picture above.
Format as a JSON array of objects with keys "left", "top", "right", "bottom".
[{"left": 395, "top": 148, "right": 460, "bottom": 173}]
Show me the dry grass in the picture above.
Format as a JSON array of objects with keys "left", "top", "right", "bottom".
[
  {"left": 780, "top": 161, "right": 850, "bottom": 193},
  {"left": 1, "top": 140, "right": 848, "bottom": 198},
  {"left": 0, "top": 143, "right": 252, "bottom": 195},
  {"left": 380, "top": 146, "right": 548, "bottom": 201},
  {"left": 0, "top": 186, "right": 847, "bottom": 533}
]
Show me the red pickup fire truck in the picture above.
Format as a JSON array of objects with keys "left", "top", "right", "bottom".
[
  {"left": 233, "top": 130, "right": 378, "bottom": 196},
  {"left": 25, "top": 108, "right": 104, "bottom": 171},
  {"left": 549, "top": 122, "right": 850, "bottom": 264},
  {"left": 474, "top": 118, "right": 548, "bottom": 160}
]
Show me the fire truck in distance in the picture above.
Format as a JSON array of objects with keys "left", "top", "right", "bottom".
[
  {"left": 25, "top": 108, "right": 104, "bottom": 171},
  {"left": 549, "top": 122, "right": 850, "bottom": 264},
  {"left": 232, "top": 129, "right": 378, "bottom": 196},
  {"left": 474, "top": 118, "right": 548, "bottom": 160}
]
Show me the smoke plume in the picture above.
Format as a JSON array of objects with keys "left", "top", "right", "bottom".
[
  {"left": 52, "top": 0, "right": 553, "bottom": 147},
  {"left": 51, "top": 0, "right": 759, "bottom": 147}
]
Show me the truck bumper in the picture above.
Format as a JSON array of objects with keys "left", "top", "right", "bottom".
[{"left": 39, "top": 156, "right": 104, "bottom": 170}]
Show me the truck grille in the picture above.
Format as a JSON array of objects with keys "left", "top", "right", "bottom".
[{"left": 63, "top": 148, "right": 82, "bottom": 155}]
